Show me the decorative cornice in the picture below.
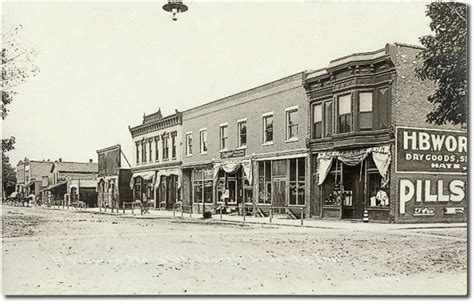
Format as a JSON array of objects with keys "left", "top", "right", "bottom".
[{"left": 129, "top": 112, "right": 182, "bottom": 137}]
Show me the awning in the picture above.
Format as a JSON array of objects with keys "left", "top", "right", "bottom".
[
  {"left": 155, "top": 169, "right": 182, "bottom": 189},
  {"left": 213, "top": 160, "right": 253, "bottom": 184},
  {"left": 42, "top": 181, "right": 68, "bottom": 192},
  {"left": 316, "top": 145, "right": 391, "bottom": 186},
  {"left": 129, "top": 171, "right": 156, "bottom": 189}
]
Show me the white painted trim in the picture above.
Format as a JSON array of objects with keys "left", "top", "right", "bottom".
[
  {"left": 262, "top": 141, "right": 274, "bottom": 147},
  {"left": 261, "top": 111, "right": 273, "bottom": 117},
  {"left": 285, "top": 105, "right": 299, "bottom": 112},
  {"left": 219, "top": 122, "right": 228, "bottom": 127},
  {"left": 237, "top": 117, "right": 247, "bottom": 123},
  {"left": 199, "top": 127, "right": 208, "bottom": 132},
  {"left": 285, "top": 138, "right": 299, "bottom": 143},
  {"left": 185, "top": 131, "right": 193, "bottom": 135}
]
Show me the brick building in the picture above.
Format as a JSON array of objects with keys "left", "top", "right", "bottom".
[
  {"left": 128, "top": 109, "right": 183, "bottom": 209},
  {"left": 305, "top": 43, "right": 467, "bottom": 223},
  {"left": 181, "top": 73, "right": 310, "bottom": 216},
  {"left": 15, "top": 159, "right": 54, "bottom": 198}
]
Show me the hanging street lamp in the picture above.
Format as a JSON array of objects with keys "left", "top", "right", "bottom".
[{"left": 162, "top": 0, "right": 188, "bottom": 21}]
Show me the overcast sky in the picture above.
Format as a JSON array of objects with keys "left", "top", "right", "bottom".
[{"left": 2, "top": 1, "right": 432, "bottom": 166}]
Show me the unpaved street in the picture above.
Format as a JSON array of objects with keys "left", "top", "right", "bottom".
[{"left": 1, "top": 206, "right": 467, "bottom": 295}]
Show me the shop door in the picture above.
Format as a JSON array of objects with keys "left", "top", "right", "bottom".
[
  {"left": 227, "top": 179, "right": 237, "bottom": 204},
  {"left": 166, "top": 175, "right": 177, "bottom": 209},
  {"left": 341, "top": 165, "right": 363, "bottom": 220},
  {"left": 272, "top": 178, "right": 286, "bottom": 213}
]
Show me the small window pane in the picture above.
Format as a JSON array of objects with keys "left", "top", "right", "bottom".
[
  {"left": 313, "top": 104, "right": 322, "bottom": 122},
  {"left": 338, "top": 94, "right": 351, "bottom": 115},
  {"left": 359, "top": 92, "right": 373, "bottom": 112}
]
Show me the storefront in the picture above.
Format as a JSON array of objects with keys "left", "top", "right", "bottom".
[
  {"left": 155, "top": 168, "right": 181, "bottom": 209},
  {"left": 255, "top": 154, "right": 308, "bottom": 216},
  {"left": 213, "top": 160, "right": 253, "bottom": 211},
  {"left": 315, "top": 145, "right": 391, "bottom": 221},
  {"left": 130, "top": 171, "right": 156, "bottom": 206}
]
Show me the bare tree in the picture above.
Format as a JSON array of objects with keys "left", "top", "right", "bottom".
[{"left": 2, "top": 24, "right": 39, "bottom": 152}]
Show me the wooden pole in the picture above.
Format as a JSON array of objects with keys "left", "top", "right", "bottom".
[{"left": 300, "top": 207, "right": 304, "bottom": 226}]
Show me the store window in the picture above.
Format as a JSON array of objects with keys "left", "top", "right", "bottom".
[
  {"left": 171, "top": 132, "right": 177, "bottom": 159},
  {"left": 286, "top": 108, "right": 299, "bottom": 140},
  {"left": 263, "top": 114, "right": 273, "bottom": 144},
  {"left": 154, "top": 137, "right": 160, "bottom": 162},
  {"left": 200, "top": 129, "right": 208, "bottom": 154},
  {"left": 162, "top": 134, "right": 169, "bottom": 160},
  {"left": 258, "top": 161, "right": 272, "bottom": 204},
  {"left": 322, "top": 162, "right": 342, "bottom": 206},
  {"left": 368, "top": 163, "right": 389, "bottom": 208},
  {"left": 193, "top": 169, "right": 213, "bottom": 204},
  {"left": 338, "top": 94, "right": 352, "bottom": 133},
  {"left": 185, "top": 132, "right": 192, "bottom": 156},
  {"left": 242, "top": 178, "right": 253, "bottom": 203},
  {"left": 359, "top": 92, "right": 373, "bottom": 131},
  {"left": 238, "top": 120, "right": 247, "bottom": 147},
  {"left": 220, "top": 124, "right": 228, "bottom": 150},
  {"left": 312, "top": 104, "right": 322, "bottom": 139},
  {"left": 289, "top": 158, "right": 305, "bottom": 205}
]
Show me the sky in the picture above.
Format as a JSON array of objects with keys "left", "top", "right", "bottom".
[{"left": 2, "top": 0, "right": 432, "bottom": 166}]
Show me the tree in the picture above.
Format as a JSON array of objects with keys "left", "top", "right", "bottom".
[
  {"left": 2, "top": 153, "right": 17, "bottom": 197},
  {"left": 415, "top": 2, "right": 467, "bottom": 126},
  {"left": 2, "top": 24, "right": 39, "bottom": 152}
]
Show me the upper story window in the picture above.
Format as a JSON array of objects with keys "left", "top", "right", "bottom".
[
  {"left": 200, "top": 129, "right": 208, "bottom": 154},
  {"left": 162, "top": 134, "right": 169, "bottom": 160},
  {"left": 359, "top": 92, "right": 373, "bottom": 131},
  {"left": 286, "top": 107, "right": 299, "bottom": 140},
  {"left": 148, "top": 139, "right": 153, "bottom": 163},
  {"left": 154, "top": 136, "right": 160, "bottom": 162},
  {"left": 220, "top": 124, "right": 228, "bottom": 151},
  {"left": 377, "top": 87, "right": 390, "bottom": 129},
  {"left": 238, "top": 120, "right": 247, "bottom": 148},
  {"left": 337, "top": 94, "right": 352, "bottom": 134},
  {"left": 312, "top": 104, "right": 322, "bottom": 139},
  {"left": 171, "top": 132, "right": 177, "bottom": 159},
  {"left": 142, "top": 141, "right": 147, "bottom": 163},
  {"left": 135, "top": 142, "right": 140, "bottom": 165},
  {"left": 262, "top": 113, "right": 273, "bottom": 144},
  {"left": 185, "top": 132, "right": 193, "bottom": 156}
]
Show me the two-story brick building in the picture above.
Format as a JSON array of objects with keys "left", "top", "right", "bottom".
[
  {"left": 181, "top": 73, "right": 310, "bottom": 216},
  {"left": 128, "top": 109, "right": 183, "bottom": 209},
  {"left": 305, "top": 43, "right": 467, "bottom": 223}
]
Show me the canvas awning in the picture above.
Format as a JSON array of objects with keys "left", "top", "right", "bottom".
[
  {"left": 316, "top": 145, "right": 391, "bottom": 186},
  {"left": 42, "top": 181, "right": 68, "bottom": 192},
  {"left": 155, "top": 169, "right": 182, "bottom": 189},
  {"left": 129, "top": 171, "right": 156, "bottom": 189},
  {"left": 213, "top": 160, "right": 253, "bottom": 184}
]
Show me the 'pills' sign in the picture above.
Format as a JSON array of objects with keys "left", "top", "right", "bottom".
[{"left": 396, "top": 127, "right": 467, "bottom": 174}]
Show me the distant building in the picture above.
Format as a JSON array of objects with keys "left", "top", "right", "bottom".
[
  {"left": 129, "top": 109, "right": 183, "bottom": 209},
  {"left": 45, "top": 158, "right": 99, "bottom": 207},
  {"left": 96, "top": 144, "right": 133, "bottom": 210},
  {"left": 15, "top": 159, "right": 54, "bottom": 198}
]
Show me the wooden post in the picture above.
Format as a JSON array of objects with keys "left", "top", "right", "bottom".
[
  {"left": 132, "top": 202, "right": 134, "bottom": 215},
  {"left": 220, "top": 204, "right": 223, "bottom": 220},
  {"left": 300, "top": 207, "right": 304, "bottom": 226},
  {"left": 243, "top": 204, "right": 246, "bottom": 222},
  {"left": 181, "top": 204, "right": 184, "bottom": 218},
  {"left": 270, "top": 208, "right": 273, "bottom": 223},
  {"left": 173, "top": 204, "right": 176, "bottom": 217}
]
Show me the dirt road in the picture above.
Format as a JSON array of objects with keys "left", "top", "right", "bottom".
[{"left": 1, "top": 206, "right": 467, "bottom": 295}]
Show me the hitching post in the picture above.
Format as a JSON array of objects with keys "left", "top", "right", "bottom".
[
  {"left": 270, "top": 208, "right": 273, "bottom": 224},
  {"left": 300, "top": 208, "right": 304, "bottom": 226},
  {"left": 243, "top": 204, "right": 246, "bottom": 222}
]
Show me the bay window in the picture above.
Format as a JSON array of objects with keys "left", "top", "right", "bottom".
[
  {"left": 312, "top": 104, "right": 322, "bottom": 139},
  {"left": 359, "top": 92, "right": 373, "bottom": 131},
  {"left": 338, "top": 94, "right": 352, "bottom": 133}
]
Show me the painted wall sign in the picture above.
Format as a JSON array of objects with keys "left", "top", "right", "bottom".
[
  {"left": 220, "top": 149, "right": 245, "bottom": 159},
  {"left": 395, "top": 127, "right": 467, "bottom": 174},
  {"left": 398, "top": 177, "right": 466, "bottom": 214}
]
